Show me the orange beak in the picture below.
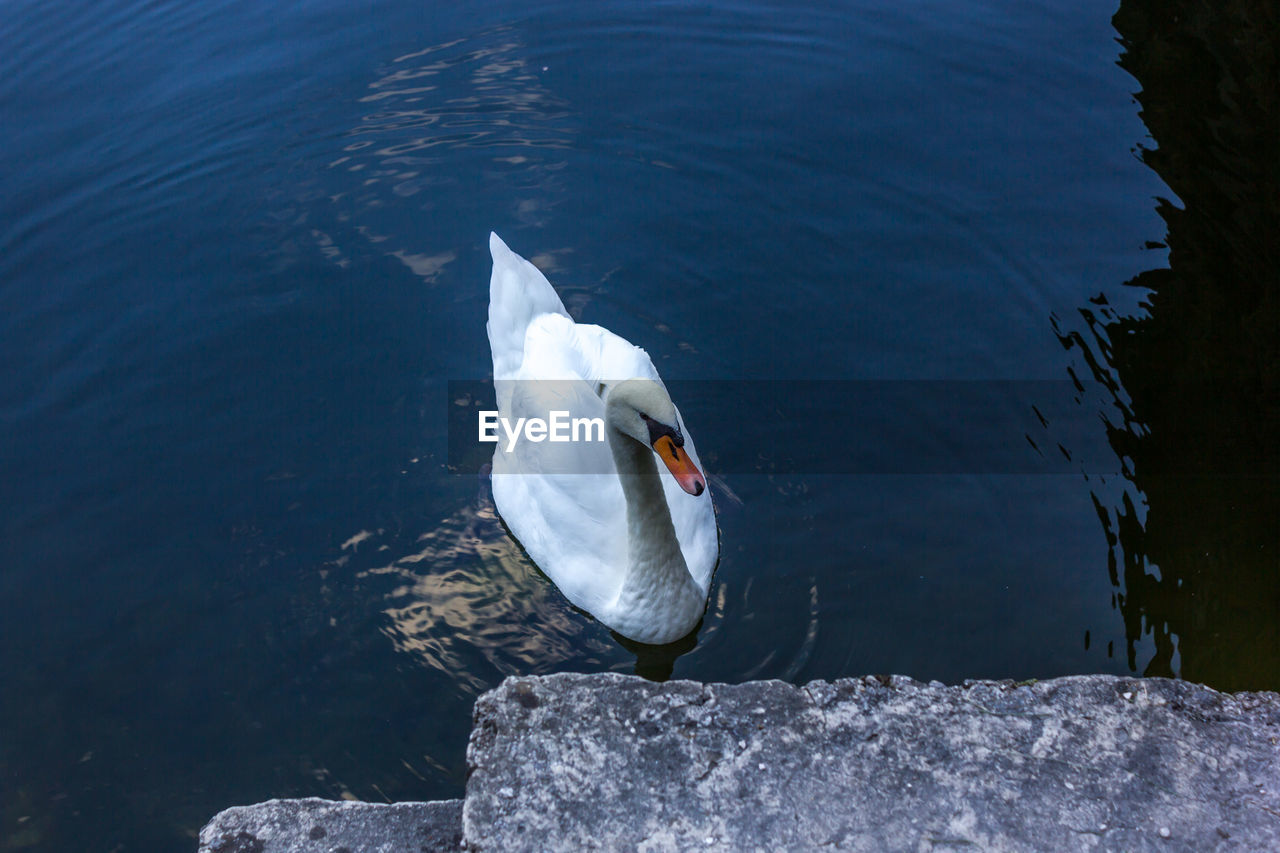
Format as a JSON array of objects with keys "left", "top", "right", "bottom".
[{"left": 652, "top": 435, "right": 706, "bottom": 496}]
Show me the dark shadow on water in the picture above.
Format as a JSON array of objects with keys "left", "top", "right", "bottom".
[
  {"left": 612, "top": 624, "right": 702, "bottom": 682},
  {"left": 1060, "top": 0, "right": 1278, "bottom": 689}
]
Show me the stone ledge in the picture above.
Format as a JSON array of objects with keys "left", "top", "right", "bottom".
[
  {"left": 197, "top": 797, "right": 462, "bottom": 853},
  {"left": 465, "top": 673, "right": 1280, "bottom": 852},
  {"left": 200, "top": 674, "right": 1280, "bottom": 852}
]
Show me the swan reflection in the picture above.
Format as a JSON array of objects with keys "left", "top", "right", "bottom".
[{"left": 352, "top": 496, "right": 588, "bottom": 693}]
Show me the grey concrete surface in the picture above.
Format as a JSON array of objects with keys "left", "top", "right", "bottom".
[
  {"left": 464, "top": 673, "right": 1280, "bottom": 852},
  {"left": 199, "top": 673, "right": 1280, "bottom": 852}
]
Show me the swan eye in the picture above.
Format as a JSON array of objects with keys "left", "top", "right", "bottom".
[{"left": 639, "top": 412, "right": 684, "bottom": 447}]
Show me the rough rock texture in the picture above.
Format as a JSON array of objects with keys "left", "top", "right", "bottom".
[
  {"left": 197, "top": 797, "right": 462, "bottom": 853},
  {"left": 464, "top": 673, "right": 1280, "bottom": 852}
]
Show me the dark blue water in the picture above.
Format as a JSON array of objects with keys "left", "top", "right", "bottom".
[{"left": 6, "top": 0, "right": 1271, "bottom": 849}]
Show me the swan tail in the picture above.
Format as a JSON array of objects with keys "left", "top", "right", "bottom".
[{"left": 488, "top": 232, "right": 570, "bottom": 378}]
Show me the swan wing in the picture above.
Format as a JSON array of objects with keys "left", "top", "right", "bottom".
[
  {"left": 488, "top": 231, "right": 570, "bottom": 381},
  {"left": 492, "top": 374, "right": 626, "bottom": 616}
]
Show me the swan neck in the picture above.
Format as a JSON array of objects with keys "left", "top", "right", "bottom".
[
  {"left": 605, "top": 418, "right": 702, "bottom": 643},
  {"left": 606, "top": 422, "right": 682, "bottom": 561}
]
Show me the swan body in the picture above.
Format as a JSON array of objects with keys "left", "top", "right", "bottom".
[{"left": 486, "top": 232, "right": 718, "bottom": 644}]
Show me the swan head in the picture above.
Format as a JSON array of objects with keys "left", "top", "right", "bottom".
[{"left": 605, "top": 379, "right": 706, "bottom": 497}]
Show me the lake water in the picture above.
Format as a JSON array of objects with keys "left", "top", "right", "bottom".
[{"left": 2, "top": 0, "right": 1274, "bottom": 849}]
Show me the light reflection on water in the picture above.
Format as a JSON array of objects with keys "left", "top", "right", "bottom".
[
  {"left": 343, "top": 28, "right": 572, "bottom": 224},
  {"left": 293, "top": 28, "right": 577, "bottom": 291},
  {"left": 327, "top": 468, "right": 834, "bottom": 691},
  {"left": 354, "top": 496, "right": 589, "bottom": 693}
]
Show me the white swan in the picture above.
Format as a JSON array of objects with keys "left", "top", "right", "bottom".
[{"left": 486, "top": 232, "right": 718, "bottom": 644}]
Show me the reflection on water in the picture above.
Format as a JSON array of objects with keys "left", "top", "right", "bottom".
[
  {"left": 271, "top": 27, "right": 575, "bottom": 283},
  {"left": 339, "top": 481, "right": 732, "bottom": 685},
  {"left": 613, "top": 628, "right": 701, "bottom": 682},
  {"left": 1061, "top": 0, "right": 1279, "bottom": 689},
  {"left": 343, "top": 494, "right": 587, "bottom": 693},
  {"left": 357, "top": 34, "right": 571, "bottom": 152},
  {"left": 316, "top": 28, "right": 573, "bottom": 275}
]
